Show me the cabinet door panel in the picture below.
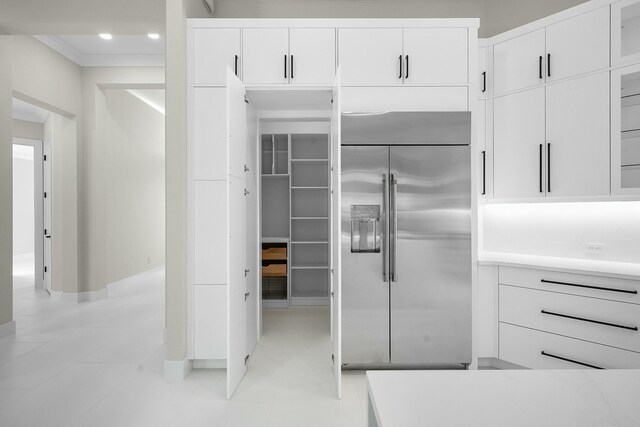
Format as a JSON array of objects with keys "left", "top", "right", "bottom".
[
  {"left": 493, "top": 29, "right": 545, "bottom": 96},
  {"left": 546, "top": 72, "right": 610, "bottom": 197},
  {"left": 493, "top": 88, "right": 546, "bottom": 199},
  {"left": 194, "top": 285, "right": 227, "bottom": 359},
  {"left": 242, "top": 28, "right": 289, "bottom": 85},
  {"left": 338, "top": 28, "right": 403, "bottom": 86},
  {"left": 194, "top": 181, "right": 227, "bottom": 285},
  {"left": 193, "top": 88, "right": 226, "bottom": 181},
  {"left": 403, "top": 28, "right": 468, "bottom": 86},
  {"left": 289, "top": 28, "right": 336, "bottom": 86},
  {"left": 546, "top": 7, "right": 610, "bottom": 82},
  {"left": 227, "top": 70, "right": 247, "bottom": 179},
  {"left": 193, "top": 28, "right": 241, "bottom": 85}
]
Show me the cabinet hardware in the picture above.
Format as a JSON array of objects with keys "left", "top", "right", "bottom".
[
  {"left": 547, "top": 143, "right": 551, "bottom": 193},
  {"left": 44, "top": 266, "right": 48, "bottom": 273},
  {"left": 481, "top": 151, "right": 486, "bottom": 195},
  {"left": 244, "top": 94, "right": 249, "bottom": 104},
  {"left": 405, "top": 55, "right": 409, "bottom": 79},
  {"left": 540, "top": 279, "right": 638, "bottom": 295},
  {"left": 244, "top": 354, "right": 250, "bottom": 365},
  {"left": 539, "top": 144, "right": 543, "bottom": 193},
  {"left": 547, "top": 53, "right": 551, "bottom": 77},
  {"left": 244, "top": 292, "right": 250, "bottom": 300},
  {"left": 284, "top": 54, "right": 287, "bottom": 79},
  {"left": 234, "top": 55, "right": 238, "bottom": 76},
  {"left": 398, "top": 55, "right": 403, "bottom": 79},
  {"left": 290, "top": 55, "right": 294, "bottom": 79},
  {"left": 44, "top": 192, "right": 47, "bottom": 198},
  {"left": 244, "top": 268, "right": 250, "bottom": 277},
  {"left": 539, "top": 56, "right": 543, "bottom": 79},
  {"left": 541, "top": 351, "right": 603, "bottom": 369},
  {"left": 540, "top": 309, "right": 638, "bottom": 331},
  {"left": 44, "top": 154, "right": 47, "bottom": 161},
  {"left": 244, "top": 164, "right": 250, "bottom": 172},
  {"left": 244, "top": 189, "right": 250, "bottom": 196},
  {"left": 481, "top": 71, "right": 486, "bottom": 93}
]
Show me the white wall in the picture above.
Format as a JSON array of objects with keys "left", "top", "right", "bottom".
[
  {"left": 482, "top": 202, "right": 640, "bottom": 263},
  {"left": 12, "top": 145, "right": 34, "bottom": 256},
  {"left": 98, "top": 89, "right": 165, "bottom": 284},
  {"left": 13, "top": 119, "right": 43, "bottom": 140}
]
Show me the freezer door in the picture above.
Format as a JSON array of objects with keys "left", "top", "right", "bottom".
[
  {"left": 390, "top": 146, "right": 471, "bottom": 365},
  {"left": 341, "top": 146, "right": 390, "bottom": 365}
]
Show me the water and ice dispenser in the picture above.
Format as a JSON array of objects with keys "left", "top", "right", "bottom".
[{"left": 350, "top": 205, "right": 381, "bottom": 253}]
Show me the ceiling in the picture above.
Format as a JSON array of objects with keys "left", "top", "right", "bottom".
[
  {"left": 35, "top": 35, "right": 165, "bottom": 67},
  {"left": 13, "top": 98, "right": 50, "bottom": 123}
]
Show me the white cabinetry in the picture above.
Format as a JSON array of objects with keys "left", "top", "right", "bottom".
[
  {"left": 243, "top": 28, "right": 336, "bottom": 85},
  {"left": 493, "top": 87, "right": 545, "bottom": 199},
  {"left": 192, "top": 88, "right": 226, "bottom": 180},
  {"left": 545, "top": 7, "right": 609, "bottom": 82},
  {"left": 339, "top": 27, "right": 469, "bottom": 86},
  {"left": 242, "top": 28, "right": 289, "bottom": 85},
  {"left": 192, "top": 28, "right": 241, "bottom": 85},
  {"left": 493, "top": 29, "right": 545, "bottom": 96},
  {"left": 338, "top": 28, "right": 403, "bottom": 86},
  {"left": 612, "top": 0, "right": 640, "bottom": 67}
]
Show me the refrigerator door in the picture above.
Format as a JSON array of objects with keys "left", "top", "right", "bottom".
[
  {"left": 341, "top": 146, "right": 390, "bottom": 365},
  {"left": 390, "top": 146, "right": 471, "bottom": 365}
]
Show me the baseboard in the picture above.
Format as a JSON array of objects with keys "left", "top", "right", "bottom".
[
  {"left": 164, "top": 358, "right": 193, "bottom": 382},
  {"left": 192, "top": 359, "right": 226, "bottom": 369},
  {"left": 478, "top": 357, "right": 527, "bottom": 370},
  {"left": 290, "top": 297, "right": 330, "bottom": 306},
  {"left": 0, "top": 321, "right": 16, "bottom": 339},
  {"left": 263, "top": 299, "right": 289, "bottom": 309}
]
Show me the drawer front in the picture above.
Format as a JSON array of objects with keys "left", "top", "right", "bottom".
[
  {"left": 499, "top": 266, "right": 640, "bottom": 305},
  {"left": 500, "top": 285, "right": 640, "bottom": 353},
  {"left": 500, "top": 322, "right": 640, "bottom": 369}
]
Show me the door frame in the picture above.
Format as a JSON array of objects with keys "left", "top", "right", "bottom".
[{"left": 12, "top": 137, "right": 45, "bottom": 290}]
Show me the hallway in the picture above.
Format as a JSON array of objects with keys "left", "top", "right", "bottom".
[{"left": 0, "top": 269, "right": 367, "bottom": 427}]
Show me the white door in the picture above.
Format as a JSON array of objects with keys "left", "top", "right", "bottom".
[
  {"left": 545, "top": 7, "right": 610, "bottom": 82},
  {"left": 493, "top": 87, "right": 546, "bottom": 199},
  {"left": 403, "top": 28, "right": 468, "bottom": 86},
  {"left": 545, "top": 72, "right": 610, "bottom": 197},
  {"left": 226, "top": 70, "right": 248, "bottom": 399},
  {"left": 242, "top": 28, "right": 289, "bottom": 85},
  {"left": 330, "top": 69, "right": 342, "bottom": 399},
  {"left": 245, "top": 101, "right": 259, "bottom": 355},
  {"left": 493, "top": 29, "right": 545, "bottom": 96},
  {"left": 338, "top": 28, "right": 403, "bottom": 86},
  {"left": 227, "top": 70, "right": 247, "bottom": 178},
  {"left": 192, "top": 28, "right": 241, "bottom": 85},
  {"left": 43, "top": 135, "right": 52, "bottom": 293},
  {"left": 289, "top": 28, "right": 336, "bottom": 86}
]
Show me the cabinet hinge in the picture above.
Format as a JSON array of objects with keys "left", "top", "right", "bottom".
[
  {"left": 44, "top": 266, "right": 48, "bottom": 273},
  {"left": 244, "top": 354, "right": 250, "bottom": 365},
  {"left": 244, "top": 189, "right": 250, "bottom": 196},
  {"left": 244, "top": 268, "right": 250, "bottom": 277},
  {"left": 43, "top": 155, "right": 47, "bottom": 161},
  {"left": 244, "top": 164, "right": 249, "bottom": 172},
  {"left": 244, "top": 94, "right": 249, "bottom": 104},
  {"left": 331, "top": 291, "right": 334, "bottom": 297},
  {"left": 330, "top": 97, "right": 334, "bottom": 104},
  {"left": 245, "top": 291, "right": 250, "bottom": 301},
  {"left": 331, "top": 353, "right": 335, "bottom": 363}
]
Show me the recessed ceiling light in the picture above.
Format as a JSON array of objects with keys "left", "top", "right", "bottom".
[
  {"left": 99, "top": 33, "right": 112, "bottom": 40},
  {"left": 148, "top": 33, "right": 160, "bottom": 40}
]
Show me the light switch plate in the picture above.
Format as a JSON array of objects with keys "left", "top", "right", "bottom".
[{"left": 585, "top": 243, "right": 606, "bottom": 255}]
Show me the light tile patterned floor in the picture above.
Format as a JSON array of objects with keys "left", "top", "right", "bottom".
[{"left": 0, "top": 263, "right": 367, "bottom": 427}]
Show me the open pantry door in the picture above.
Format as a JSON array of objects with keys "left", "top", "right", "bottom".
[
  {"left": 330, "top": 69, "right": 342, "bottom": 399},
  {"left": 226, "top": 68, "right": 248, "bottom": 399}
]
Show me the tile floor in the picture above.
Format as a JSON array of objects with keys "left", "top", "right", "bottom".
[{"left": 0, "top": 261, "right": 367, "bottom": 427}]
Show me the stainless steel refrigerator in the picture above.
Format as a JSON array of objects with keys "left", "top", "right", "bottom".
[{"left": 341, "top": 112, "right": 471, "bottom": 368}]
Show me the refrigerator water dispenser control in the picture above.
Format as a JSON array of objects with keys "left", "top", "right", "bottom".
[{"left": 350, "top": 205, "right": 381, "bottom": 253}]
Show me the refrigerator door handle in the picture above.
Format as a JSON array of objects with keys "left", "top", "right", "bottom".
[
  {"left": 382, "top": 173, "right": 389, "bottom": 282},
  {"left": 390, "top": 173, "right": 398, "bottom": 282}
]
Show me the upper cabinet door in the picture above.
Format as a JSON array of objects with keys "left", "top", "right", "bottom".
[
  {"left": 193, "top": 28, "right": 241, "bottom": 85},
  {"left": 612, "top": 0, "right": 640, "bottom": 67},
  {"left": 338, "top": 28, "right": 403, "bottom": 86},
  {"left": 545, "top": 72, "right": 610, "bottom": 197},
  {"left": 493, "top": 87, "right": 546, "bottom": 199},
  {"left": 403, "top": 28, "right": 468, "bottom": 86},
  {"left": 227, "top": 69, "right": 247, "bottom": 179},
  {"left": 243, "top": 28, "right": 289, "bottom": 85},
  {"left": 493, "top": 29, "right": 545, "bottom": 96},
  {"left": 478, "top": 46, "right": 488, "bottom": 98},
  {"left": 289, "top": 28, "right": 336, "bottom": 86},
  {"left": 545, "top": 7, "right": 610, "bottom": 82}
]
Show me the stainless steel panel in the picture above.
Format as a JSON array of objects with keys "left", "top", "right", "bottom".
[
  {"left": 390, "top": 146, "right": 471, "bottom": 364},
  {"left": 341, "top": 112, "right": 471, "bottom": 146},
  {"left": 341, "top": 146, "right": 390, "bottom": 365}
]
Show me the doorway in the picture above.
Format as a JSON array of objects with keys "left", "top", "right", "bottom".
[{"left": 12, "top": 138, "right": 45, "bottom": 291}]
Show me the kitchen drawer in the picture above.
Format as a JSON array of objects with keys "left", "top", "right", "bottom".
[
  {"left": 499, "top": 266, "right": 640, "bottom": 305},
  {"left": 500, "top": 322, "right": 640, "bottom": 369},
  {"left": 500, "top": 285, "right": 640, "bottom": 353}
]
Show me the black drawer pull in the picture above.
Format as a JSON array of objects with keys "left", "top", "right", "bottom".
[
  {"left": 538, "top": 56, "right": 543, "bottom": 79},
  {"left": 541, "top": 351, "right": 603, "bottom": 369},
  {"left": 541, "top": 309, "right": 638, "bottom": 331},
  {"left": 481, "top": 71, "right": 486, "bottom": 93},
  {"left": 541, "top": 279, "right": 638, "bottom": 295}
]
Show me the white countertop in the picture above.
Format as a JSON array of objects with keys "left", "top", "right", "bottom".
[
  {"left": 367, "top": 370, "right": 640, "bottom": 427},
  {"left": 478, "top": 251, "right": 640, "bottom": 279}
]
